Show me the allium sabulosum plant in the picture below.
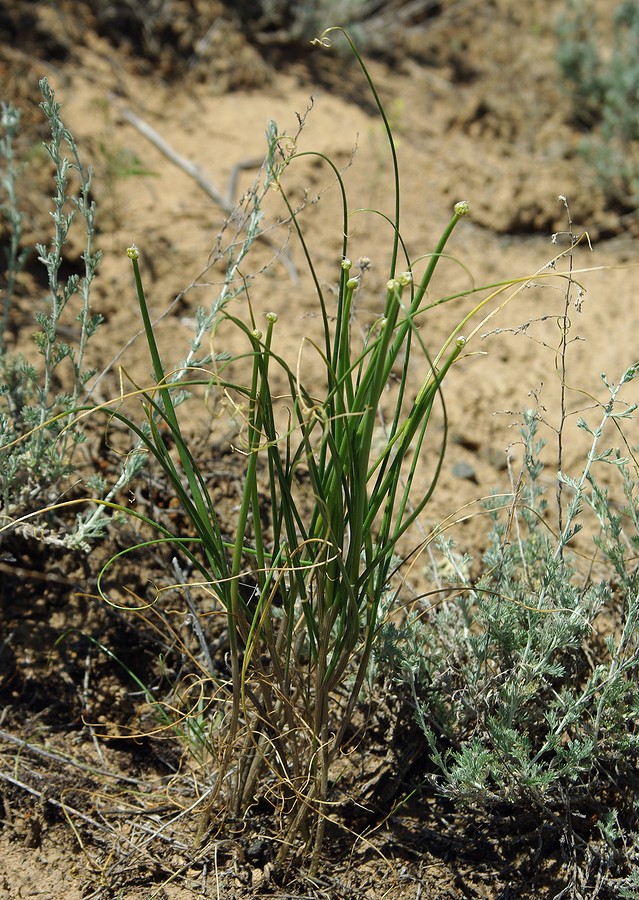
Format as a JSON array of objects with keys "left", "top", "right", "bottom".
[{"left": 91, "top": 30, "right": 559, "bottom": 870}]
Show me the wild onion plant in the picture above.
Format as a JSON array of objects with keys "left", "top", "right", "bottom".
[
  {"left": 80, "top": 29, "right": 579, "bottom": 869},
  {"left": 0, "top": 33, "right": 585, "bottom": 874}
]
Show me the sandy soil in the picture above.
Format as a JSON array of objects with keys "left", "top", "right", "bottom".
[{"left": 1, "top": 1, "right": 638, "bottom": 897}]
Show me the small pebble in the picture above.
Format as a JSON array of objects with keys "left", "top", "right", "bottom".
[{"left": 452, "top": 462, "right": 478, "bottom": 484}]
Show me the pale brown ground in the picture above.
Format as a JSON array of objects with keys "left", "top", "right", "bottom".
[{"left": 1, "top": 1, "right": 638, "bottom": 897}]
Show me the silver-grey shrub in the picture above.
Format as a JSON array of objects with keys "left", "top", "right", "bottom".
[
  {"left": 0, "top": 80, "right": 107, "bottom": 546},
  {"left": 557, "top": 0, "right": 639, "bottom": 209},
  {"left": 377, "top": 371, "right": 639, "bottom": 890}
]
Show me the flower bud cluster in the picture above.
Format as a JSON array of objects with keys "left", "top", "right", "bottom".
[{"left": 386, "top": 271, "right": 413, "bottom": 292}]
